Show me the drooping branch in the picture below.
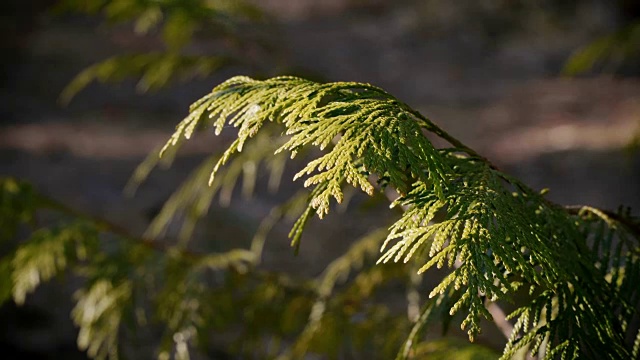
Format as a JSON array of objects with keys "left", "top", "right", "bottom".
[{"left": 158, "top": 76, "right": 636, "bottom": 358}]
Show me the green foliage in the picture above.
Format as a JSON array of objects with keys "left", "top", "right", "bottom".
[
  {"left": 139, "top": 127, "right": 289, "bottom": 244},
  {"left": 0, "top": 175, "right": 408, "bottom": 359},
  {"left": 60, "top": 53, "right": 232, "bottom": 103},
  {"left": 564, "top": 21, "right": 640, "bottom": 75},
  {"left": 281, "top": 228, "right": 404, "bottom": 359},
  {"left": 12, "top": 222, "right": 99, "bottom": 305},
  {"left": 158, "top": 76, "right": 640, "bottom": 359},
  {"left": 73, "top": 278, "right": 132, "bottom": 359},
  {"left": 161, "top": 76, "right": 447, "bottom": 215},
  {"left": 56, "top": 0, "right": 270, "bottom": 103},
  {"left": 12, "top": 2, "right": 639, "bottom": 357},
  {"left": 3, "top": 73, "right": 640, "bottom": 360}
]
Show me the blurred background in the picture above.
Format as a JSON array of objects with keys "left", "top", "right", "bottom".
[{"left": 1, "top": 0, "right": 639, "bottom": 358}]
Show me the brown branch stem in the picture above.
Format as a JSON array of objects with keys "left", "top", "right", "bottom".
[
  {"left": 565, "top": 205, "right": 640, "bottom": 238},
  {"left": 36, "top": 192, "right": 202, "bottom": 259},
  {"left": 33, "top": 190, "right": 317, "bottom": 293}
]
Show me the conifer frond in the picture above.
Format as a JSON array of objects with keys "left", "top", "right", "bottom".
[
  {"left": 316, "top": 228, "right": 390, "bottom": 303},
  {"left": 7, "top": 68, "right": 640, "bottom": 358},
  {"left": 145, "top": 128, "right": 288, "bottom": 242},
  {"left": 501, "top": 206, "right": 640, "bottom": 359},
  {"left": 154, "top": 248, "right": 258, "bottom": 360},
  {"left": 2, "top": 177, "right": 322, "bottom": 359},
  {"left": 563, "top": 21, "right": 640, "bottom": 75},
  {"left": 58, "top": 0, "right": 268, "bottom": 103},
  {"left": 57, "top": 0, "right": 264, "bottom": 26},
  {"left": 11, "top": 222, "right": 99, "bottom": 304},
  {"left": 166, "top": 74, "right": 586, "bottom": 341},
  {"left": 72, "top": 279, "right": 132, "bottom": 360},
  {"left": 161, "top": 76, "right": 448, "bottom": 228},
  {"left": 282, "top": 228, "right": 391, "bottom": 358},
  {"left": 60, "top": 54, "right": 231, "bottom": 104},
  {"left": 395, "top": 289, "right": 460, "bottom": 360},
  {"left": 162, "top": 75, "right": 640, "bottom": 357},
  {"left": 156, "top": 254, "right": 208, "bottom": 360},
  {"left": 125, "top": 142, "right": 180, "bottom": 196},
  {"left": 378, "top": 156, "right": 596, "bottom": 341},
  {"left": 249, "top": 189, "right": 320, "bottom": 263}
]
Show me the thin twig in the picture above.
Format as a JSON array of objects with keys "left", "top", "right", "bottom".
[
  {"left": 565, "top": 205, "right": 640, "bottom": 237},
  {"left": 381, "top": 183, "right": 514, "bottom": 339},
  {"left": 33, "top": 189, "right": 317, "bottom": 293},
  {"left": 37, "top": 192, "right": 201, "bottom": 259},
  {"left": 410, "top": 106, "right": 640, "bottom": 239},
  {"left": 406, "top": 106, "right": 502, "bottom": 172}
]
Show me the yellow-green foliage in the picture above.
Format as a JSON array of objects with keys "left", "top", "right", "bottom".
[
  {"left": 56, "top": 0, "right": 268, "bottom": 103},
  {"left": 12, "top": 223, "right": 99, "bottom": 304},
  {"left": 2, "top": 75, "right": 640, "bottom": 360},
  {"left": 160, "top": 76, "right": 640, "bottom": 359}
]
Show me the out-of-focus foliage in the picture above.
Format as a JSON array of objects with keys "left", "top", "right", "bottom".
[
  {"left": 564, "top": 21, "right": 640, "bottom": 75},
  {"left": 56, "top": 0, "right": 273, "bottom": 103},
  {"left": 412, "top": 338, "right": 500, "bottom": 360},
  {"left": 62, "top": 53, "right": 232, "bottom": 101},
  {"left": 134, "top": 125, "right": 290, "bottom": 244},
  {"left": 0, "top": 174, "right": 416, "bottom": 359},
  {"left": 561, "top": 3, "right": 640, "bottom": 153}
]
